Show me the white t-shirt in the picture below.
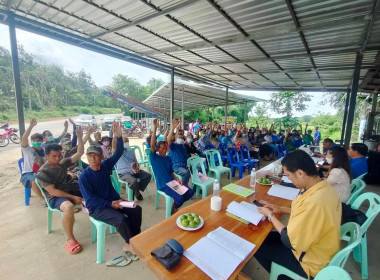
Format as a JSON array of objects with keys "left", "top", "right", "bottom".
[
  {"left": 21, "top": 146, "right": 35, "bottom": 174},
  {"left": 264, "top": 134, "right": 273, "bottom": 144},
  {"left": 326, "top": 168, "right": 351, "bottom": 203}
]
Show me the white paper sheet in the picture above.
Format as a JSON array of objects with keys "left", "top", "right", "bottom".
[
  {"left": 267, "top": 184, "right": 300, "bottom": 200},
  {"left": 281, "top": 175, "right": 293, "bottom": 184},
  {"left": 226, "top": 201, "right": 264, "bottom": 225},
  {"left": 166, "top": 180, "right": 188, "bottom": 195}
]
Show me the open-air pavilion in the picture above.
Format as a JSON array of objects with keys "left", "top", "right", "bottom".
[
  {"left": 1, "top": 0, "right": 380, "bottom": 147},
  {"left": 0, "top": 1, "right": 380, "bottom": 279}
]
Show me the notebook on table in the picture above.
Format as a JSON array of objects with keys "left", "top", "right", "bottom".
[
  {"left": 184, "top": 227, "right": 256, "bottom": 280},
  {"left": 222, "top": 183, "right": 255, "bottom": 198}
]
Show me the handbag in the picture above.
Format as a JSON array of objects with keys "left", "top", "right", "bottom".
[{"left": 151, "top": 239, "right": 183, "bottom": 270}]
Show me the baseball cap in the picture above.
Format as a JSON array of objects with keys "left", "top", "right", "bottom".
[
  {"left": 60, "top": 138, "right": 72, "bottom": 146},
  {"left": 86, "top": 145, "right": 102, "bottom": 155}
]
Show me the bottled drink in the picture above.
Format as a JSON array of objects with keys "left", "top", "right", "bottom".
[
  {"left": 250, "top": 168, "right": 256, "bottom": 189},
  {"left": 213, "top": 179, "right": 220, "bottom": 197}
]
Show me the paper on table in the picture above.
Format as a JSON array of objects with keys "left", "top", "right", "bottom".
[
  {"left": 282, "top": 175, "right": 293, "bottom": 184},
  {"left": 267, "top": 184, "right": 300, "bottom": 201},
  {"left": 226, "top": 201, "right": 264, "bottom": 225},
  {"left": 166, "top": 180, "right": 188, "bottom": 195}
]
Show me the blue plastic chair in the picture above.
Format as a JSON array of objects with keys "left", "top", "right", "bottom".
[
  {"left": 35, "top": 178, "right": 63, "bottom": 234},
  {"left": 350, "top": 192, "right": 380, "bottom": 279},
  {"left": 18, "top": 158, "right": 31, "bottom": 206},
  {"left": 239, "top": 145, "right": 260, "bottom": 170},
  {"left": 89, "top": 216, "right": 116, "bottom": 264},
  {"left": 270, "top": 222, "right": 361, "bottom": 280},
  {"left": 227, "top": 147, "right": 250, "bottom": 179},
  {"left": 277, "top": 144, "right": 286, "bottom": 158}
]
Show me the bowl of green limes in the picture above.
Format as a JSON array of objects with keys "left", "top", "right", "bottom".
[
  {"left": 256, "top": 178, "right": 273, "bottom": 185},
  {"left": 176, "top": 213, "right": 204, "bottom": 231}
]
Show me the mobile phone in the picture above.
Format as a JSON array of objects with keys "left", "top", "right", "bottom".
[{"left": 253, "top": 200, "right": 263, "bottom": 207}]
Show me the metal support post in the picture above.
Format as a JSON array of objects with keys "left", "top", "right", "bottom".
[
  {"left": 244, "top": 101, "right": 248, "bottom": 125},
  {"left": 366, "top": 93, "right": 378, "bottom": 139},
  {"left": 225, "top": 87, "right": 229, "bottom": 128},
  {"left": 340, "top": 89, "right": 351, "bottom": 145},
  {"left": 344, "top": 52, "right": 363, "bottom": 148},
  {"left": 8, "top": 12, "right": 25, "bottom": 136},
  {"left": 181, "top": 86, "right": 184, "bottom": 129},
  {"left": 170, "top": 67, "right": 175, "bottom": 121}
]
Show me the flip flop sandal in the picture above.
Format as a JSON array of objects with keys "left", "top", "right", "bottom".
[
  {"left": 106, "top": 256, "right": 131, "bottom": 267},
  {"left": 65, "top": 241, "right": 82, "bottom": 255},
  {"left": 125, "top": 251, "right": 139, "bottom": 261}
]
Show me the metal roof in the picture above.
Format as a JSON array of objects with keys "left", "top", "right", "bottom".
[
  {"left": 140, "top": 78, "right": 265, "bottom": 112},
  {"left": 0, "top": 0, "right": 380, "bottom": 92}
]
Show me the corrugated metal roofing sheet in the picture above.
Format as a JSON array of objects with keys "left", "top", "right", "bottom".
[{"left": 0, "top": 0, "right": 379, "bottom": 92}]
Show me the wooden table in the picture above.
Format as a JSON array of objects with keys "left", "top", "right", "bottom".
[{"left": 130, "top": 176, "right": 291, "bottom": 280}]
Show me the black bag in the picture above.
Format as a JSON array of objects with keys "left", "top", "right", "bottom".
[
  {"left": 341, "top": 203, "right": 367, "bottom": 226},
  {"left": 151, "top": 243, "right": 181, "bottom": 270}
]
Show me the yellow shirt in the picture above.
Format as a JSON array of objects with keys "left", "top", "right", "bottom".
[{"left": 287, "top": 180, "right": 341, "bottom": 278}]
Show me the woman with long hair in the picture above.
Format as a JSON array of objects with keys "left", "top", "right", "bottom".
[{"left": 325, "top": 146, "right": 352, "bottom": 203}]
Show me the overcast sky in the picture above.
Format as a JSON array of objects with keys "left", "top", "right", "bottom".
[{"left": 0, "top": 24, "right": 337, "bottom": 118}]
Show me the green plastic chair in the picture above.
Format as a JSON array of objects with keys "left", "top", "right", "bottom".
[
  {"left": 144, "top": 148, "right": 153, "bottom": 175},
  {"left": 356, "top": 172, "right": 367, "bottom": 180},
  {"left": 155, "top": 190, "right": 173, "bottom": 218},
  {"left": 347, "top": 179, "right": 366, "bottom": 205},
  {"left": 205, "top": 149, "right": 232, "bottom": 183},
  {"left": 142, "top": 142, "right": 149, "bottom": 154},
  {"left": 112, "top": 169, "right": 133, "bottom": 201},
  {"left": 314, "top": 266, "right": 352, "bottom": 280},
  {"left": 89, "top": 216, "right": 116, "bottom": 264},
  {"left": 130, "top": 145, "right": 149, "bottom": 168},
  {"left": 269, "top": 222, "right": 361, "bottom": 280},
  {"left": 35, "top": 178, "right": 64, "bottom": 234},
  {"left": 187, "top": 156, "right": 215, "bottom": 198},
  {"left": 350, "top": 192, "right": 380, "bottom": 279}
]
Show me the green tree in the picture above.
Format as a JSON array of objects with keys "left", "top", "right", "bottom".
[
  {"left": 110, "top": 74, "right": 148, "bottom": 101},
  {"left": 270, "top": 91, "right": 311, "bottom": 117},
  {"left": 145, "top": 78, "right": 165, "bottom": 95}
]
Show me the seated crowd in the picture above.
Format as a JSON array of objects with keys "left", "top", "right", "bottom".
[{"left": 19, "top": 116, "right": 371, "bottom": 279}]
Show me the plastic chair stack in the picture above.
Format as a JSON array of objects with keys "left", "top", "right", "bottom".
[
  {"left": 227, "top": 147, "right": 250, "bottom": 179},
  {"left": 18, "top": 158, "right": 31, "bottom": 206},
  {"left": 187, "top": 156, "right": 215, "bottom": 198},
  {"left": 217, "top": 143, "right": 228, "bottom": 166},
  {"left": 350, "top": 192, "right": 380, "bottom": 279},
  {"left": 205, "top": 149, "right": 232, "bottom": 183}
]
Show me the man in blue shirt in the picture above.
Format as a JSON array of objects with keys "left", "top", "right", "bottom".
[
  {"left": 79, "top": 122, "right": 142, "bottom": 255},
  {"left": 348, "top": 143, "right": 368, "bottom": 179},
  {"left": 292, "top": 133, "right": 303, "bottom": 148},
  {"left": 167, "top": 119, "right": 191, "bottom": 186},
  {"left": 314, "top": 126, "right": 321, "bottom": 145},
  {"left": 150, "top": 119, "right": 194, "bottom": 214},
  {"left": 113, "top": 135, "right": 151, "bottom": 200}
]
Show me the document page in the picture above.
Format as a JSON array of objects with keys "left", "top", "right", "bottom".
[
  {"left": 267, "top": 184, "right": 300, "bottom": 200},
  {"left": 226, "top": 201, "right": 264, "bottom": 225},
  {"left": 166, "top": 180, "right": 188, "bottom": 195}
]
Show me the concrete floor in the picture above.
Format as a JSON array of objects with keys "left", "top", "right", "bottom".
[{"left": 0, "top": 140, "right": 378, "bottom": 280}]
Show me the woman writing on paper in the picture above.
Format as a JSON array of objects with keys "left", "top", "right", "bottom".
[{"left": 243, "top": 150, "right": 341, "bottom": 279}]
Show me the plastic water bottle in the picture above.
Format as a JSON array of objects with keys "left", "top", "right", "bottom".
[
  {"left": 213, "top": 179, "right": 220, "bottom": 196},
  {"left": 250, "top": 168, "right": 256, "bottom": 189}
]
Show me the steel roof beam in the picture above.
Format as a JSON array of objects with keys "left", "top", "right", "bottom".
[
  {"left": 88, "top": 0, "right": 200, "bottom": 39},
  {"left": 285, "top": 0, "right": 323, "bottom": 87},
  {"left": 360, "top": 0, "right": 380, "bottom": 54},
  {"left": 205, "top": 0, "right": 300, "bottom": 88}
]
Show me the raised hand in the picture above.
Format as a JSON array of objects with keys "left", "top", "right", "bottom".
[
  {"left": 64, "top": 120, "right": 68, "bottom": 129},
  {"left": 153, "top": 118, "right": 158, "bottom": 128},
  {"left": 112, "top": 121, "right": 122, "bottom": 138},
  {"left": 76, "top": 126, "right": 83, "bottom": 139},
  {"left": 29, "top": 118, "right": 38, "bottom": 128},
  {"left": 87, "top": 126, "right": 96, "bottom": 134}
]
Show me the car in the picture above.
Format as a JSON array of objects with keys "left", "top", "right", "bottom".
[
  {"left": 74, "top": 114, "right": 97, "bottom": 128},
  {"left": 121, "top": 116, "right": 132, "bottom": 124},
  {"left": 102, "top": 115, "right": 118, "bottom": 131}
]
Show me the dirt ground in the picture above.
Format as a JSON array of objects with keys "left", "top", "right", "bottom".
[{"left": 0, "top": 135, "right": 379, "bottom": 280}]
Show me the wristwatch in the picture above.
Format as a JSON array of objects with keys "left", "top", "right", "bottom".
[{"left": 268, "top": 213, "right": 274, "bottom": 222}]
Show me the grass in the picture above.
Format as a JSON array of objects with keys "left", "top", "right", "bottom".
[{"left": 0, "top": 106, "right": 122, "bottom": 123}]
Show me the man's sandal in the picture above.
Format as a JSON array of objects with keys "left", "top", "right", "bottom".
[
  {"left": 106, "top": 256, "right": 131, "bottom": 267},
  {"left": 65, "top": 241, "right": 82, "bottom": 255},
  {"left": 125, "top": 251, "right": 139, "bottom": 261}
]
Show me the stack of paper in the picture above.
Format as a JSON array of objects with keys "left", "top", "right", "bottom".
[
  {"left": 267, "top": 184, "right": 300, "bottom": 200},
  {"left": 226, "top": 201, "right": 264, "bottom": 226},
  {"left": 184, "top": 227, "right": 256, "bottom": 280}
]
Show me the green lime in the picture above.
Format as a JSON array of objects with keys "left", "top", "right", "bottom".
[
  {"left": 193, "top": 217, "right": 200, "bottom": 225},
  {"left": 180, "top": 215, "right": 187, "bottom": 221},
  {"left": 193, "top": 213, "right": 199, "bottom": 218},
  {"left": 188, "top": 216, "right": 194, "bottom": 221},
  {"left": 189, "top": 221, "right": 197, "bottom": 228},
  {"left": 259, "top": 178, "right": 264, "bottom": 183},
  {"left": 181, "top": 219, "right": 189, "bottom": 227}
]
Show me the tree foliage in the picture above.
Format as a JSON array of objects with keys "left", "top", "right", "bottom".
[{"left": 269, "top": 91, "right": 311, "bottom": 117}]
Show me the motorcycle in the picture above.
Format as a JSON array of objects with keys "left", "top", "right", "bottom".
[
  {"left": 0, "top": 123, "right": 20, "bottom": 146},
  {"left": 122, "top": 124, "right": 144, "bottom": 138}
]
